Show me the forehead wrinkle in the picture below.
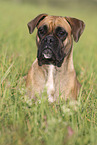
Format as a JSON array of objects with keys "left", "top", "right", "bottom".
[
  {"left": 37, "top": 16, "right": 71, "bottom": 34},
  {"left": 37, "top": 16, "right": 53, "bottom": 30},
  {"left": 37, "top": 16, "right": 56, "bottom": 32},
  {"left": 54, "top": 17, "right": 71, "bottom": 33},
  {"left": 43, "top": 16, "right": 56, "bottom": 32}
]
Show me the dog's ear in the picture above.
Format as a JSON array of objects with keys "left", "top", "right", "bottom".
[
  {"left": 65, "top": 17, "right": 85, "bottom": 42},
  {"left": 27, "top": 14, "right": 48, "bottom": 34}
]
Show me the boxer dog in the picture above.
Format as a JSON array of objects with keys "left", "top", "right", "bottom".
[{"left": 26, "top": 14, "right": 85, "bottom": 102}]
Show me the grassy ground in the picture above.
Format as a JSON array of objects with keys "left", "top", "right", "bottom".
[{"left": 0, "top": 1, "right": 97, "bottom": 145}]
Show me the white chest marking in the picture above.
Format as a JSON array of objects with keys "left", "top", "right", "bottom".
[{"left": 46, "top": 65, "right": 55, "bottom": 102}]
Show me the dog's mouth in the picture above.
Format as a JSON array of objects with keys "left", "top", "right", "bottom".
[
  {"left": 37, "top": 47, "right": 65, "bottom": 67},
  {"left": 42, "top": 49, "right": 53, "bottom": 59},
  {"left": 38, "top": 48, "right": 56, "bottom": 65}
]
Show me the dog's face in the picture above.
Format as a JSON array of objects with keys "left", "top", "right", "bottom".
[
  {"left": 36, "top": 16, "right": 72, "bottom": 67},
  {"left": 27, "top": 14, "right": 85, "bottom": 67}
]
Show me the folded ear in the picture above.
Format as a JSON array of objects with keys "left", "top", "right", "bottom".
[
  {"left": 27, "top": 14, "right": 48, "bottom": 34},
  {"left": 65, "top": 17, "right": 85, "bottom": 42}
]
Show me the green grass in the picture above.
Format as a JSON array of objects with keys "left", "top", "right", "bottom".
[{"left": 0, "top": 1, "right": 97, "bottom": 145}]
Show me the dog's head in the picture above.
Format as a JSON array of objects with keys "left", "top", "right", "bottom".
[{"left": 27, "top": 14, "right": 85, "bottom": 67}]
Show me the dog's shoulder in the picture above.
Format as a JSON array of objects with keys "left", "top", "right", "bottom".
[{"left": 26, "top": 59, "right": 45, "bottom": 88}]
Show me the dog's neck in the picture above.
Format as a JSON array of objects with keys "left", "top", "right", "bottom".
[
  {"left": 40, "top": 47, "right": 74, "bottom": 102},
  {"left": 45, "top": 65, "right": 55, "bottom": 102}
]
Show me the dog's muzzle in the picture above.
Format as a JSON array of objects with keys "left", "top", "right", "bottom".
[
  {"left": 37, "top": 35, "right": 66, "bottom": 67},
  {"left": 42, "top": 48, "right": 53, "bottom": 59},
  {"left": 41, "top": 36, "right": 56, "bottom": 59}
]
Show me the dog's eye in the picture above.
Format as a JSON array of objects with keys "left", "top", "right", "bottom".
[
  {"left": 38, "top": 25, "right": 48, "bottom": 37},
  {"left": 56, "top": 27, "right": 68, "bottom": 39},
  {"left": 58, "top": 31, "right": 66, "bottom": 36},
  {"left": 57, "top": 30, "right": 67, "bottom": 37},
  {"left": 39, "top": 28, "right": 44, "bottom": 35}
]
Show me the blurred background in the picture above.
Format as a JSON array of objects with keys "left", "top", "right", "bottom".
[
  {"left": 0, "top": 0, "right": 97, "bottom": 12},
  {"left": 0, "top": 0, "right": 97, "bottom": 74},
  {"left": 0, "top": 0, "right": 97, "bottom": 7}
]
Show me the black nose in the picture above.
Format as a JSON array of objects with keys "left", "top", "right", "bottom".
[{"left": 44, "top": 36, "right": 54, "bottom": 44}]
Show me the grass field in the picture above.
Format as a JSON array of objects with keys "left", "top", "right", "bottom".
[{"left": 0, "top": 1, "right": 97, "bottom": 145}]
